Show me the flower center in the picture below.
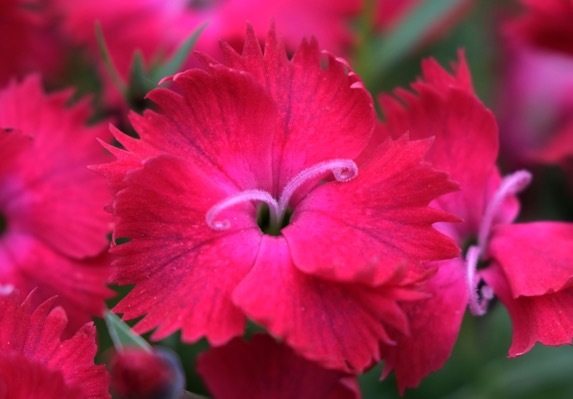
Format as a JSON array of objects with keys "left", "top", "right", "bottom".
[
  {"left": 257, "top": 203, "right": 293, "bottom": 236},
  {"left": 187, "top": 0, "right": 217, "bottom": 10},
  {"left": 466, "top": 170, "right": 532, "bottom": 316},
  {"left": 0, "top": 213, "right": 6, "bottom": 236},
  {"left": 206, "top": 159, "right": 358, "bottom": 235}
]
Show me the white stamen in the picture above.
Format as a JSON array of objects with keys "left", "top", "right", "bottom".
[
  {"left": 466, "top": 245, "right": 491, "bottom": 316},
  {"left": 478, "top": 170, "right": 532, "bottom": 253},
  {"left": 278, "top": 159, "right": 358, "bottom": 211},
  {"left": 206, "top": 189, "right": 279, "bottom": 230},
  {"left": 205, "top": 159, "right": 358, "bottom": 232}
]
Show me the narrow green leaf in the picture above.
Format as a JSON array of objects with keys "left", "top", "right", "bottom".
[
  {"left": 128, "top": 50, "right": 156, "bottom": 100},
  {"left": 94, "top": 21, "right": 128, "bottom": 97},
  {"left": 104, "top": 309, "right": 152, "bottom": 352},
  {"left": 355, "top": 0, "right": 468, "bottom": 87},
  {"left": 152, "top": 23, "right": 208, "bottom": 83}
]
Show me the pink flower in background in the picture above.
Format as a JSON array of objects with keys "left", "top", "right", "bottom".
[
  {"left": 98, "top": 27, "right": 458, "bottom": 373},
  {"left": 377, "top": 52, "right": 573, "bottom": 392},
  {"left": 197, "top": 334, "right": 360, "bottom": 399},
  {"left": 507, "top": 0, "right": 573, "bottom": 56},
  {"left": 0, "top": 75, "right": 112, "bottom": 332},
  {"left": 0, "top": 291, "right": 110, "bottom": 398},
  {"left": 53, "top": 0, "right": 361, "bottom": 108},
  {"left": 499, "top": 0, "right": 573, "bottom": 182},
  {"left": 497, "top": 0, "right": 573, "bottom": 165},
  {"left": 0, "top": 0, "right": 65, "bottom": 86},
  {"left": 496, "top": 41, "right": 573, "bottom": 165}
]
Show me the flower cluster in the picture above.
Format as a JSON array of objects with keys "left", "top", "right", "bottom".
[{"left": 1, "top": 0, "right": 572, "bottom": 398}]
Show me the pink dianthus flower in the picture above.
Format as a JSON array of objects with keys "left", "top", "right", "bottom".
[
  {"left": 0, "top": 291, "right": 110, "bottom": 398},
  {"left": 0, "top": 75, "right": 113, "bottom": 331},
  {"left": 98, "top": 27, "right": 459, "bottom": 373},
  {"left": 377, "top": 52, "right": 573, "bottom": 392},
  {"left": 500, "top": 0, "right": 573, "bottom": 183}
]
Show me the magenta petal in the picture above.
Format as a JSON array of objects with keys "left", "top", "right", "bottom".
[
  {"left": 0, "top": 75, "right": 111, "bottom": 258},
  {"left": 132, "top": 65, "right": 277, "bottom": 192},
  {"left": 0, "top": 292, "right": 110, "bottom": 398},
  {"left": 283, "top": 136, "right": 459, "bottom": 285},
  {"left": 197, "top": 334, "right": 360, "bottom": 399},
  {"left": 233, "top": 237, "right": 427, "bottom": 373},
  {"left": 380, "top": 258, "right": 468, "bottom": 393},
  {"left": 482, "top": 264, "right": 573, "bottom": 357},
  {"left": 379, "top": 82, "right": 499, "bottom": 239},
  {"left": 488, "top": 222, "right": 573, "bottom": 297},
  {"left": 0, "top": 354, "right": 81, "bottom": 398},
  {"left": 417, "top": 51, "right": 474, "bottom": 93},
  {"left": 0, "top": 232, "right": 112, "bottom": 333},
  {"left": 221, "top": 28, "right": 375, "bottom": 189},
  {"left": 111, "top": 155, "right": 262, "bottom": 345}
]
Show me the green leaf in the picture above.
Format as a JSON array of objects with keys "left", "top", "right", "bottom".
[
  {"left": 354, "top": 0, "right": 469, "bottom": 88},
  {"left": 94, "top": 21, "right": 128, "bottom": 97},
  {"left": 128, "top": 50, "right": 156, "bottom": 101},
  {"left": 104, "top": 309, "right": 152, "bottom": 352},
  {"left": 152, "top": 23, "right": 208, "bottom": 83}
]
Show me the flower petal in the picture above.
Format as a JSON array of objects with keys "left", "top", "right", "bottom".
[
  {"left": 488, "top": 222, "right": 573, "bottom": 297},
  {"left": 130, "top": 65, "right": 277, "bottom": 192},
  {"left": 197, "top": 334, "right": 360, "bottom": 399},
  {"left": 283, "top": 136, "right": 459, "bottom": 285},
  {"left": 380, "top": 258, "right": 468, "bottom": 393},
  {"left": 0, "top": 291, "right": 110, "bottom": 398},
  {"left": 221, "top": 27, "right": 375, "bottom": 190},
  {"left": 379, "top": 81, "right": 500, "bottom": 240},
  {"left": 507, "top": 0, "right": 573, "bottom": 55},
  {"left": 482, "top": 264, "right": 573, "bottom": 357},
  {"left": 233, "top": 237, "right": 428, "bottom": 373},
  {"left": 0, "top": 232, "right": 113, "bottom": 333},
  {"left": 416, "top": 50, "right": 474, "bottom": 93},
  {"left": 0, "top": 75, "right": 111, "bottom": 258},
  {"left": 0, "top": 353, "right": 81, "bottom": 398},
  {"left": 111, "top": 155, "right": 262, "bottom": 345}
]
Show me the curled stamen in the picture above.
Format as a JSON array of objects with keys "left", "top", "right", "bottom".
[
  {"left": 206, "top": 189, "right": 279, "bottom": 231},
  {"left": 466, "top": 245, "right": 492, "bottom": 316},
  {"left": 478, "top": 170, "right": 532, "bottom": 253},
  {"left": 278, "top": 159, "right": 358, "bottom": 211}
]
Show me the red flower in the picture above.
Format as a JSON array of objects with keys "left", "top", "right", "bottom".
[
  {"left": 53, "top": 0, "right": 361, "bottom": 107},
  {"left": 197, "top": 334, "right": 360, "bottom": 399},
  {"left": 0, "top": 291, "right": 110, "bottom": 398},
  {"left": 499, "top": 0, "right": 573, "bottom": 180},
  {"left": 496, "top": 41, "right": 573, "bottom": 165},
  {"left": 0, "top": 75, "right": 113, "bottom": 332},
  {"left": 377, "top": 52, "right": 573, "bottom": 392},
  {"left": 507, "top": 0, "right": 573, "bottom": 56},
  {"left": 98, "top": 27, "right": 458, "bottom": 373},
  {"left": 0, "top": 0, "right": 64, "bottom": 86}
]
